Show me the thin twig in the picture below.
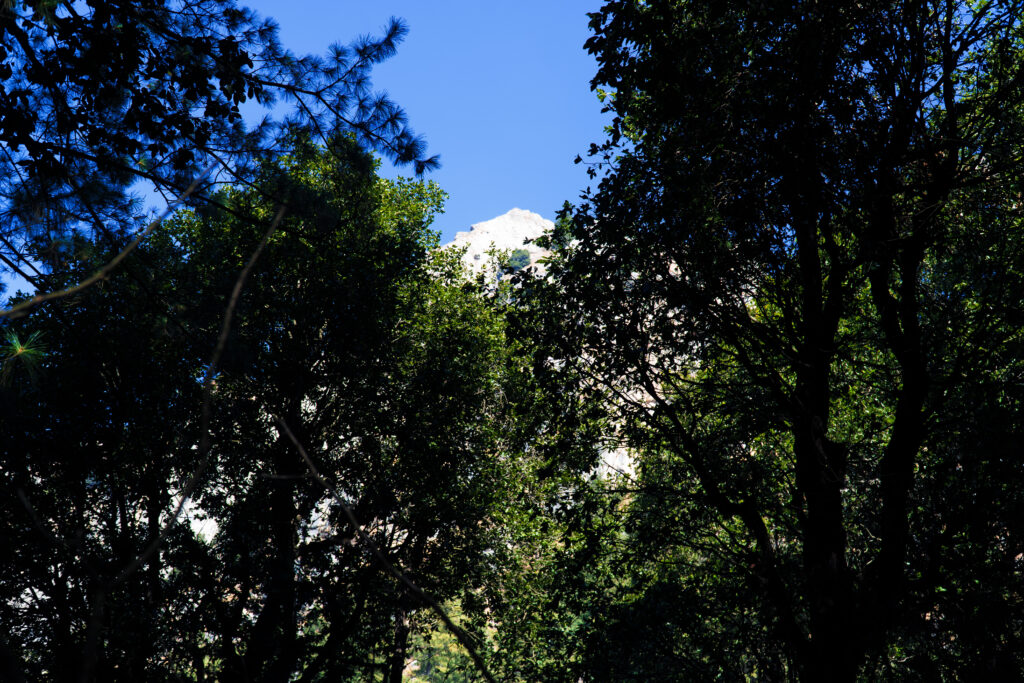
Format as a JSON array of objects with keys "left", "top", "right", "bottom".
[
  {"left": 0, "top": 163, "right": 217, "bottom": 319},
  {"left": 274, "top": 416, "right": 498, "bottom": 683}
]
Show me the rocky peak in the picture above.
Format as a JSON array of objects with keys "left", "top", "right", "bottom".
[{"left": 447, "top": 208, "right": 553, "bottom": 274}]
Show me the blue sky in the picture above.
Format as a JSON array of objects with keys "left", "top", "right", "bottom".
[{"left": 243, "top": 0, "right": 608, "bottom": 242}]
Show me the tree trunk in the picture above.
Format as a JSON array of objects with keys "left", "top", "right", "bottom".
[{"left": 387, "top": 606, "right": 410, "bottom": 683}]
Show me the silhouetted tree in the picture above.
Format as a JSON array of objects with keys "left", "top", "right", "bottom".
[{"left": 510, "top": 1, "right": 1024, "bottom": 679}]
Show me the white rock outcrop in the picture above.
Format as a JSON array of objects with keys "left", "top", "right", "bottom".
[{"left": 447, "top": 208, "right": 552, "bottom": 274}]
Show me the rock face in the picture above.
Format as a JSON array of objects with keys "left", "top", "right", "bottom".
[{"left": 447, "top": 208, "right": 553, "bottom": 274}]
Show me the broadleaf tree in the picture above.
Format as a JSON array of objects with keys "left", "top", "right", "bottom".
[
  {"left": 0, "top": 137, "right": 515, "bottom": 682},
  {"left": 512, "top": 0, "right": 1024, "bottom": 679}
]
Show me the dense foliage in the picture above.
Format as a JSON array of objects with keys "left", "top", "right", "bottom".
[
  {"left": 5, "top": 1, "right": 1024, "bottom": 681},
  {"left": 0, "top": 136, "right": 520, "bottom": 682},
  {"left": 494, "top": 0, "right": 1024, "bottom": 680}
]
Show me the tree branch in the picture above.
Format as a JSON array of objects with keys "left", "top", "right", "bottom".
[{"left": 0, "top": 163, "right": 217, "bottom": 319}]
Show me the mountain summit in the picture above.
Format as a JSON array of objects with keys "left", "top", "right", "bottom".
[{"left": 447, "top": 208, "right": 553, "bottom": 273}]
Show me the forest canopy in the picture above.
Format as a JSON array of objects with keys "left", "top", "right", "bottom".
[{"left": 3, "top": 1, "right": 1024, "bottom": 681}]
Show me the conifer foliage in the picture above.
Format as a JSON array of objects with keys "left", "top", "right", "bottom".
[{"left": 0, "top": 0, "right": 436, "bottom": 286}]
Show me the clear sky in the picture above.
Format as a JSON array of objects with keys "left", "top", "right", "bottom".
[{"left": 242, "top": 0, "right": 609, "bottom": 242}]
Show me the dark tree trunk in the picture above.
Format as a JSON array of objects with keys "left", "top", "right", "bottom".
[
  {"left": 387, "top": 606, "right": 411, "bottom": 683},
  {"left": 243, "top": 448, "right": 301, "bottom": 683}
]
